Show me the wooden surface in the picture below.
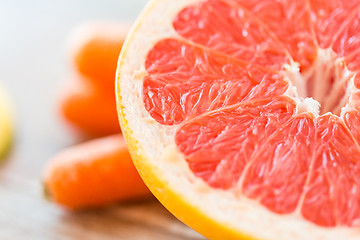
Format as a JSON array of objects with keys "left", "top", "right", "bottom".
[
  {"left": 0, "top": 0, "right": 206, "bottom": 239},
  {"left": 0, "top": 170, "right": 205, "bottom": 240}
]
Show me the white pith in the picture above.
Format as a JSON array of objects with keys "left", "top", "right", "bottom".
[
  {"left": 283, "top": 48, "right": 358, "bottom": 118},
  {"left": 116, "top": 0, "right": 360, "bottom": 239}
]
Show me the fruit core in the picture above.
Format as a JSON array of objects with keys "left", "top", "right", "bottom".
[{"left": 288, "top": 48, "right": 354, "bottom": 117}]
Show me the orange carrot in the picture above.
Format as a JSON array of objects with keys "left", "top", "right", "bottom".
[
  {"left": 68, "top": 22, "right": 131, "bottom": 92},
  {"left": 43, "top": 134, "right": 151, "bottom": 209},
  {"left": 59, "top": 77, "right": 120, "bottom": 137}
]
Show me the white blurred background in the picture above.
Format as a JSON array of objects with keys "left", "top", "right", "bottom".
[{"left": 0, "top": 0, "right": 148, "bottom": 176}]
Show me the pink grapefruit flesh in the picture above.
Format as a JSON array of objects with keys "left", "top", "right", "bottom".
[{"left": 142, "top": 0, "right": 360, "bottom": 228}]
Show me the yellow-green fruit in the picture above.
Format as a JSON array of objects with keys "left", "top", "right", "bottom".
[{"left": 0, "top": 83, "right": 13, "bottom": 160}]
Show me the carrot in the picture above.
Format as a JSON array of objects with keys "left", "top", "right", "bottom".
[
  {"left": 43, "top": 134, "right": 151, "bottom": 209},
  {"left": 68, "top": 22, "right": 131, "bottom": 92},
  {"left": 59, "top": 77, "right": 120, "bottom": 137}
]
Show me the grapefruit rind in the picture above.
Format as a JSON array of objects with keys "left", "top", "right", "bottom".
[{"left": 116, "top": 0, "right": 360, "bottom": 239}]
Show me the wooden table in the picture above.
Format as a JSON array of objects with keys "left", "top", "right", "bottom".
[{"left": 0, "top": 0, "right": 206, "bottom": 239}]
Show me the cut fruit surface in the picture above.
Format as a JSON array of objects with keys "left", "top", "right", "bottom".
[{"left": 116, "top": 0, "right": 360, "bottom": 239}]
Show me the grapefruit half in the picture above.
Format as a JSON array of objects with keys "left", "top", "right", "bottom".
[{"left": 116, "top": 0, "right": 360, "bottom": 239}]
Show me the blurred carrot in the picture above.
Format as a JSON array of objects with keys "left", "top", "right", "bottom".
[
  {"left": 60, "top": 22, "right": 130, "bottom": 137},
  {"left": 59, "top": 77, "right": 120, "bottom": 137},
  {"left": 43, "top": 134, "right": 151, "bottom": 210},
  {"left": 68, "top": 22, "right": 131, "bottom": 91}
]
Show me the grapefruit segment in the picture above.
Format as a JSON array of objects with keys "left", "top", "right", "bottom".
[
  {"left": 344, "top": 110, "right": 360, "bottom": 144},
  {"left": 309, "top": 0, "right": 359, "bottom": 49},
  {"left": 176, "top": 97, "right": 295, "bottom": 189},
  {"left": 346, "top": 53, "right": 360, "bottom": 72},
  {"left": 229, "top": 0, "right": 317, "bottom": 70},
  {"left": 302, "top": 115, "right": 360, "bottom": 227},
  {"left": 334, "top": 13, "right": 360, "bottom": 76},
  {"left": 242, "top": 114, "right": 316, "bottom": 214},
  {"left": 144, "top": 38, "right": 288, "bottom": 125},
  {"left": 332, "top": 11, "right": 360, "bottom": 58},
  {"left": 173, "top": 0, "right": 290, "bottom": 70}
]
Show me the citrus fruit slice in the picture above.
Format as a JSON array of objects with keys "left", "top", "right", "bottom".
[
  {"left": 0, "top": 83, "right": 13, "bottom": 161},
  {"left": 116, "top": 0, "right": 360, "bottom": 239}
]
